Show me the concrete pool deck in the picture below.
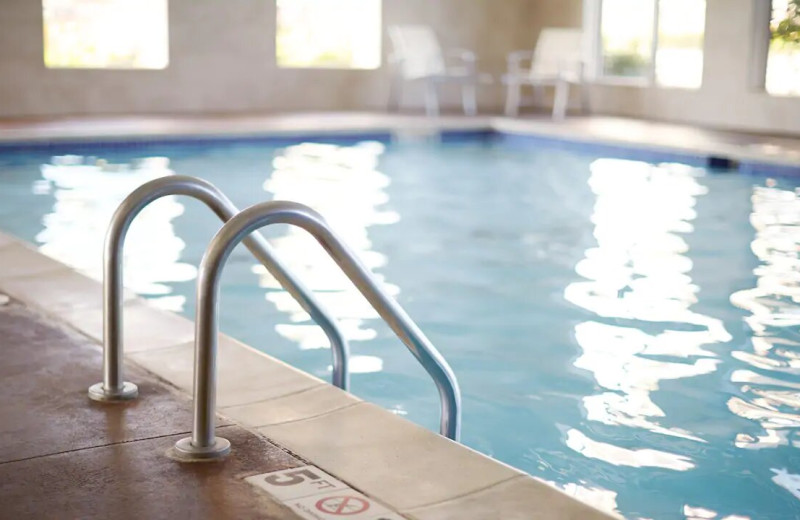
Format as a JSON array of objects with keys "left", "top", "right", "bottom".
[
  {"left": 0, "top": 231, "right": 617, "bottom": 519},
  {"left": 0, "top": 298, "right": 303, "bottom": 519}
]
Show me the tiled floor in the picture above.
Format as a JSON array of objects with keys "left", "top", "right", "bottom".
[
  {"left": 0, "top": 300, "right": 304, "bottom": 519},
  {"left": 1, "top": 112, "right": 799, "bottom": 169}
]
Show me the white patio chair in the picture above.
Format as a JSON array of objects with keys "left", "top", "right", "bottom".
[
  {"left": 503, "top": 28, "right": 588, "bottom": 120},
  {"left": 387, "top": 25, "right": 491, "bottom": 117}
]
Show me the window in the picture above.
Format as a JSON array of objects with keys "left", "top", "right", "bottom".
[
  {"left": 43, "top": 0, "right": 168, "bottom": 69},
  {"left": 596, "top": 0, "right": 705, "bottom": 88},
  {"left": 655, "top": 0, "right": 706, "bottom": 88},
  {"left": 276, "top": 0, "right": 381, "bottom": 69},
  {"left": 599, "top": 0, "right": 654, "bottom": 79},
  {"left": 767, "top": 0, "right": 800, "bottom": 96}
]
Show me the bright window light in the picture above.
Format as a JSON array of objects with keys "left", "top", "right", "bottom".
[
  {"left": 43, "top": 0, "right": 169, "bottom": 69},
  {"left": 656, "top": 0, "right": 705, "bottom": 88},
  {"left": 276, "top": 0, "right": 381, "bottom": 69},
  {"left": 598, "top": 0, "right": 705, "bottom": 88},
  {"left": 600, "top": 0, "right": 655, "bottom": 79},
  {"left": 767, "top": 0, "right": 800, "bottom": 96}
]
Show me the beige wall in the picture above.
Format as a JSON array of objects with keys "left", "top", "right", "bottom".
[
  {"left": 546, "top": 0, "right": 800, "bottom": 136},
  {"left": 0, "top": 0, "right": 536, "bottom": 118},
  {"left": 2, "top": 0, "right": 798, "bottom": 136}
]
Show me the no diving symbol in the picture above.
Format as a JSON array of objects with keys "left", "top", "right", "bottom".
[{"left": 315, "top": 495, "right": 370, "bottom": 515}]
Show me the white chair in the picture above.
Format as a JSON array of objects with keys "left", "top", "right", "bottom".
[
  {"left": 503, "top": 28, "right": 588, "bottom": 120},
  {"left": 387, "top": 25, "right": 491, "bottom": 116}
]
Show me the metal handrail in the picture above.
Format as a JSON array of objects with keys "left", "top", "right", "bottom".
[
  {"left": 88, "top": 176, "right": 349, "bottom": 403},
  {"left": 173, "top": 200, "right": 461, "bottom": 461}
]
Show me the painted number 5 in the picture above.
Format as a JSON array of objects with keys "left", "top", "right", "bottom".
[{"left": 264, "top": 469, "right": 321, "bottom": 486}]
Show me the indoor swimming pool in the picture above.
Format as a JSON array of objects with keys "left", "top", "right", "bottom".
[{"left": 0, "top": 133, "right": 798, "bottom": 519}]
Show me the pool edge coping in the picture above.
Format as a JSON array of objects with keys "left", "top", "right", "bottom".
[{"left": 0, "top": 230, "right": 619, "bottom": 520}]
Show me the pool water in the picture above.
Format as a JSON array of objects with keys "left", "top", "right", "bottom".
[{"left": 1, "top": 135, "right": 799, "bottom": 519}]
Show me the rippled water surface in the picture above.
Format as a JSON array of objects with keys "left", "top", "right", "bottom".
[{"left": 1, "top": 135, "right": 799, "bottom": 519}]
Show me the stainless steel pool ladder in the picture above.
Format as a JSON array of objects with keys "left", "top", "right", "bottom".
[
  {"left": 89, "top": 175, "right": 461, "bottom": 459},
  {"left": 88, "top": 175, "right": 350, "bottom": 401},
  {"left": 172, "top": 201, "right": 461, "bottom": 461}
]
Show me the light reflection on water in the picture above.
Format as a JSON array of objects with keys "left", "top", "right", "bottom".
[
  {"left": 729, "top": 184, "right": 800, "bottom": 499},
  {"left": 683, "top": 505, "right": 750, "bottom": 520},
  {"left": 33, "top": 144, "right": 400, "bottom": 375},
  {"left": 565, "top": 159, "right": 729, "bottom": 466},
  {"left": 34, "top": 154, "right": 192, "bottom": 311},
  {"left": 258, "top": 142, "right": 399, "bottom": 374}
]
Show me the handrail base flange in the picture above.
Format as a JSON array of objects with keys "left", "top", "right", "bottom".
[
  {"left": 88, "top": 381, "right": 139, "bottom": 402},
  {"left": 172, "top": 437, "right": 231, "bottom": 462}
]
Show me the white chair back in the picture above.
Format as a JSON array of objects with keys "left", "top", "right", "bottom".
[
  {"left": 388, "top": 25, "right": 446, "bottom": 80},
  {"left": 530, "top": 28, "right": 584, "bottom": 79}
]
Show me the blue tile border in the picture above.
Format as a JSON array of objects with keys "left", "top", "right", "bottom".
[
  {"left": 493, "top": 130, "right": 800, "bottom": 177},
  {"left": 738, "top": 160, "right": 800, "bottom": 177},
  {"left": 438, "top": 129, "right": 495, "bottom": 143},
  {"left": 493, "top": 131, "right": 712, "bottom": 167},
  {"left": 0, "top": 131, "right": 396, "bottom": 152},
  {"left": 0, "top": 129, "right": 494, "bottom": 157},
  {"left": 1, "top": 127, "right": 798, "bottom": 177}
]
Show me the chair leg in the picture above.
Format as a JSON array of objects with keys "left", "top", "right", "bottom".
[
  {"left": 388, "top": 75, "right": 402, "bottom": 112},
  {"left": 533, "top": 84, "right": 545, "bottom": 110},
  {"left": 462, "top": 84, "right": 477, "bottom": 116},
  {"left": 425, "top": 81, "right": 440, "bottom": 117},
  {"left": 579, "top": 84, "right": 590, "bottom": 114},
  {"left": 553, "top": 80, "right": 569, "bottom": 120},
  {"left": 504, "top": 81, "right": 522, "bottom": 117}
]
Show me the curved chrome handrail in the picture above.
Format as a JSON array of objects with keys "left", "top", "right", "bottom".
[
  {"left": 88, "top": 176, "right": 349, "bottom": 402},
  {"left": 173, "top": 200, "right": 461, "bottom": 460}
]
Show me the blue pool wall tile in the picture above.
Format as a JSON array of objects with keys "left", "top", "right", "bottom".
[
  {"left": 0, "top": 132, "right": 396, "bottom": 153},
  {"left": 738, "top": 161, "right": 800, "bottom": 177},
  {"left": 494, "top": 131, "right": 711, "bottom": 167},
  {"left": 2, "top": 128, "right": 799, "bottom": 177},
  {"left": 438, "top": 129, "right": 495, "bottom": 143},
  {"left": 494, "top": 130, "right": 800, "bottom": 177}
]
